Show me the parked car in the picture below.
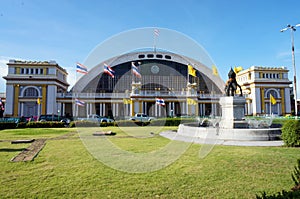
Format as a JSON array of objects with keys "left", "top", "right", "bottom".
[
  {"left": 129, "top": 113, "right": 153, "bottom": 122},
  {"left": 39, "top": 114, "right": 71, "bottom": 125},
  {"left": 78, "top": 114, "right": 114, "bottom": 123}
]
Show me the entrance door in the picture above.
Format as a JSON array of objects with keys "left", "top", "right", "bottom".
[{"left": 23, "top": 102, "right": 38, "bottom": 117}]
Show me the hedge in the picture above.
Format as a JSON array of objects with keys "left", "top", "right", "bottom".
[
  {"left": 0, "top": 121, "right": 66, "bottom": 129},
  {"left": 0, "top": 122, "right": 17, "bottom": 130},
  {"left": 281, "top": 120, "right": 300, "bottom": 147},
  {"left": 0, "top": 117, "right": 200, "bottom": 130}
]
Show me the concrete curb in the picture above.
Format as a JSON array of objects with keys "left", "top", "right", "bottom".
[{"left": 160, "top": 131, "right": 284, "bottom": 147}]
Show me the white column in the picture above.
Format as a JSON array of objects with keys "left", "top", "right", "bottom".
[
  {"left": 89, "top": 103, "right": 92, "bottom": 115},
  {"left": 72, "top": 103, "right": 76, "bottom": 117},
  {"left": 116, "top": 103, "right": 119, "bottom": 117},
  {"left": 199, "top": 103, "right": 202, "bottom": 116},
  {"left": 100, "top": 103, "right": 102, "bottom": 116},
  {"left": 252, "top": 87, "right": 261, "bottom": 115},
  {"left": 159, "top": 104, "right": 161, "bottom": 117},
  {"left": 76, "top": 104, "right": 78, "bottom": 117},
  {"left": 5, "top": 84, "right": 14, "bottom": 115},
  {"left": 103, "top": 103, "right": 106, "bottom": 116},
  {"left": 284, "top": 87, "right": 291, "bottom": 113},
  {"left": 20, "top": 102, "right": 24, "bottom": 116},
  {"left": 62, "top": 103, "right": 65, "bottom": 116},
  {"left": 172, "top": 102, "right": 175, "bottom": 116},
  {"left": 86, "top": 103, "right": 89, "bottom": 117},
  {"left": 46, "top": 85, "right": 57, "bottom": 114},
  {"left": 144, "top": 102, "right": 147, "bottom": 115}
]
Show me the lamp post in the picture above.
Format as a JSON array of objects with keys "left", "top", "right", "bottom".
[{"left": 281, "top": 24, "right": 300, "bottom": 116}]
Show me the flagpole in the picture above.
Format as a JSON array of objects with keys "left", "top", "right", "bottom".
[
  {"left": 154, "top": 33, "right": 156, "bottom": 53},
  {"left": 153, "top": 29, "right": 159, "bottom": 53},
  {"left": 187, "top": 64, "right": 189, "bottom": 116},
  {"left": 270, "top": 98, "right": 271, "bottom": 115}
]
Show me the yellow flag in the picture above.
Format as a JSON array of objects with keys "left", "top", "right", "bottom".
[
  {"left": 234, "top": 66, "right": 243, "bottom": 74},
  {"left": 188, "top": 64, "right": 196, "bottom": 77},
  {"left": 37, "top": 98, "right": 41, "bottom": 104},
  {"left": 123, "top": 98, "right": 132, "bottom": 104},
  {"left": 212, "top": 65, "right": 219, "bottom": 76},
  {"left": 270, "top": 94, "right": 276, "bottom": 105},
  {"left": 187, "top": 98, "right": 197, "bottom": 105}
]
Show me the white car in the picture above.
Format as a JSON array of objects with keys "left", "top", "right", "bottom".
[
  {"left": 130, "top": 113, "right": 152, "bottom": 122},
  {"left": 79, "top": 114, "right": 114, "bottom": 123}
]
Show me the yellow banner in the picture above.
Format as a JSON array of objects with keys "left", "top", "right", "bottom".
[
  {"left": 234, "top": 66, "right": 243, "bottom": 74},
  {"left": 188, "top": 64, "right": 196, "bottom": 77},
  {"left": 212, "top": 65, "right": 219, "bottom": 76},
  {"left": 187, "top": 98, "right": 197, "bottom": 105},
  {"left": 123, "top": 98, "right": 132, "bottom": 104},
  {"left": 270, "top": 94, "right": 276, "bottom": 105}
]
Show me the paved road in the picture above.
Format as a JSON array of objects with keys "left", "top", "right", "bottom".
[{"left": 160, "top": 130, "right": 284, "bottom": 147}]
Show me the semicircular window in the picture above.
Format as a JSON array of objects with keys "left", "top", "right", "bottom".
[
  {"left": 267, "top": 90, "right": 279, "bottom": 98},
  {"left": 24, "top": 87, "right": 38, "bottom": 97}
]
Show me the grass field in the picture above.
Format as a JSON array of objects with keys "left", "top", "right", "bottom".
[{"left": 0, "top": 127, "right": 299, "bottom": 198}]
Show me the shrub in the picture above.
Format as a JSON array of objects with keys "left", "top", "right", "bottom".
[
  {"left": 69, "top": 121, "right": 76, "bottom": 128},
  {"left": 16, "top": 122, "right": 27, "bottom": 128},
  {"left": 115, "top": 120, "right": 149, "bottom": 127},
  {"left": 256, "top": 190, "right": 300, "bottom": 199},
  {"left": 281, "top": 120, "right": 300, "bottom": 147},
  {"left": 72, "top": 121, "right": 100, "bottom": 127},
  {"left": 292, "top": 159, "right": 300, "bottom": 191},
  {"left": 25, "top": 121, "right": 65, "bottom": 128},
  {"left": 256, "top": 159, "right": 300, "bottom": 198},
  {"left": 0, "top": 122, "right": 17, "bottom": 130}
]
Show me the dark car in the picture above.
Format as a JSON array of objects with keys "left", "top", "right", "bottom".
[{"left": 39, "top": 114, "right": 70, "bottom": 125}]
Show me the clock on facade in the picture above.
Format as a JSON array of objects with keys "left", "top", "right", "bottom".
[{"left": 151, "top": 65, "right": 159, "bottom": 74}]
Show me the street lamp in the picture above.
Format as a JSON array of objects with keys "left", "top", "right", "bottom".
[{"left": 280, "top": 24, "right": 300, "bottom": 116}]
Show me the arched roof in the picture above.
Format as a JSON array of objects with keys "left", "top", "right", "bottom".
[{"left": 73, "top": 51, "right": 225, "bottom": 93}]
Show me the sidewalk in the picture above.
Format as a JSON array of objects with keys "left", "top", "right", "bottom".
[{"left": 160, "top": 130, "right": 284, "bottom": 147}]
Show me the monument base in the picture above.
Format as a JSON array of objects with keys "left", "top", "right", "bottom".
[{"left": 219, "top": 96, "right": 247, "bottom": 129}]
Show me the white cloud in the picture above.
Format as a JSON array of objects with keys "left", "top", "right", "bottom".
[
  {"left": 0, "top": 56, "right": 12, "bottom": 93},
  {"left": 277, "top": 50, "right": 300, "bottom": 61}
]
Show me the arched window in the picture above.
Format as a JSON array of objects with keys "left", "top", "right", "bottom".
[
  {"left": 266, "top": 89, "right": 279, "bottom": 98},
  {"left": 24, "top": 87, "right": 38, "bottom": 97}
]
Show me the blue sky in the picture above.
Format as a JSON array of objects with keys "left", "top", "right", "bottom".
[{"left": 1, "top": 0, "right": 300, "bottom": 94}]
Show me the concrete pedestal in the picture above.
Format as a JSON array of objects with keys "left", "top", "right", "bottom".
[{"left": 219, "top": 96, "right": 247, "bottom": 129}]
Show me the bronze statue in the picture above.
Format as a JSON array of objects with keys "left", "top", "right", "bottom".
[{"left": 224, "top": 68, "right": 243, "bottom": 96}]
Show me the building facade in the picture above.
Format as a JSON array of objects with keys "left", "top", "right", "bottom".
[
  {"left": 236, "top": 66, "right": 292, "bottom": 116},
  {"left": 71, "top": 51, "right": 224, "bottom": 119},
  {"left": 2, "top": 55, "right": 293, "bottom": 119},
  {"left": 3, "top": 60, "right": 69, "bottom": 117}
]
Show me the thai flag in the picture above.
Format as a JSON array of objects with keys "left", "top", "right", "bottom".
[
  {"left": 156, "top": 98, "right": 165, "bottom": 106},
  {"left": 75, "top": 98, "right": 85, "bottom": 107},
  {"left": 104, "top": 63, "right": 115, "bottom": 78},
  {"left": 76, "top": 62, "right": 88, "bottom": 74},
  {"left": 154, "top": 28, "right": 160, "bottom": 36},
  {"left": 131, "top": 62, "right": 141, "bottom": 78}
]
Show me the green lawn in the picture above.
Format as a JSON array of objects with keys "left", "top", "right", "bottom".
[{"left": 0, "top": 127, "right": 299, "bottom": 198}]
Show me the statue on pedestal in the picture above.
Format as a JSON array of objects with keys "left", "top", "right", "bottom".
[{"left": 224, "top": 68, "right": 243, "bottom": 96}]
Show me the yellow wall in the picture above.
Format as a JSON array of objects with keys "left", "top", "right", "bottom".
[
  {"left": 260, "top": 87, "right": 265, "bottom": 113},
  {"left": 131, "top": 100, "right": 134, "bottom": 116},
  {"left": 281, "top": 88, "right": 285, "bottom": 115},
  {"left": 42, "top": 85, "right": 47, "bottom": 114},
  {"left": 13, "top": 85, "right": 19, "bottom": 116},
  {"left": 15, "top": 67, "right": 20, "bottom": 74}
]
